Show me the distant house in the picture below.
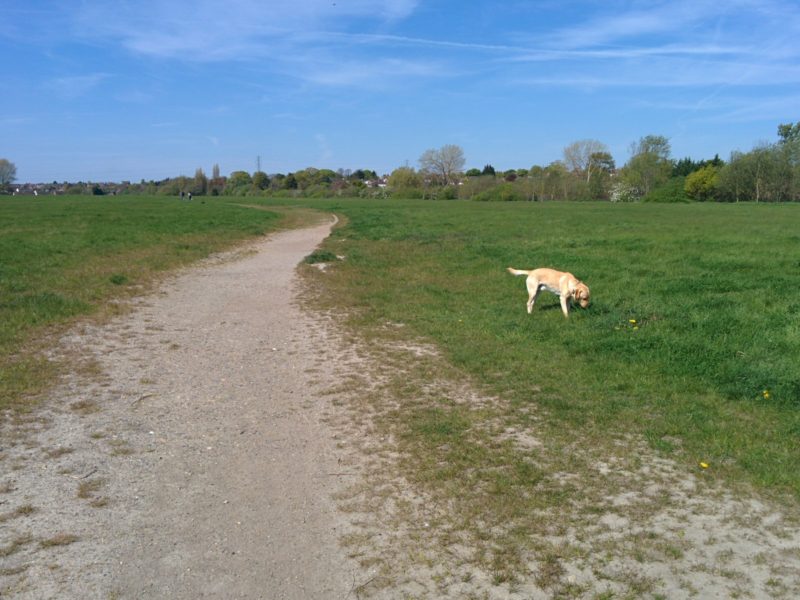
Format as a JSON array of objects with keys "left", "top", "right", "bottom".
[{"left": 365, "top": 176, "right": 389, "bottom": 188}]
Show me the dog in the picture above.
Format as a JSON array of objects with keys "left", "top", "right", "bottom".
[{"left": 507, "top": 267, "right": 590, "bottom": 318}]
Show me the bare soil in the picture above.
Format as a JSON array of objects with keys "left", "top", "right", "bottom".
[{"left": 2, "top": 216, "right": 800, "bottom": 599}]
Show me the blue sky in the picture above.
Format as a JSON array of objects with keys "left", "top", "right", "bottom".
[{"left": 3, "top": 0, "right": 800, "bottom": 182}]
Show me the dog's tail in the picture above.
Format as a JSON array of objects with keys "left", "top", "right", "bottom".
[{"left": 506, "top": 267, "right": 530, "bottom": 277}]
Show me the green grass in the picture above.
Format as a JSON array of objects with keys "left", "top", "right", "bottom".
[
  {"left": 0, "top": 195, "right": 281, "bottom": 411},
  {"left": 286, "top": 199, "right": 800, "bottom": 497}
]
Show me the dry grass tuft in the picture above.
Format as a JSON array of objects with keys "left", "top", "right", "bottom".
[
  {"left": 77, "top": 478, "right": 106, "bottom": 500},
  {"left": 44, "top": 446, "right": 74, "bottom": 459},
  {"left": 69, "top": 399, "right": 99, "bottom": 414},
  {"left": 0, "top": 504, "right": 36, "bottom": 523},
  {"left": 0, "top": 534, "right": 34, "bottom": 557},
  {"left": 39, "top": 533, "right": 79, "bottom": 548}
]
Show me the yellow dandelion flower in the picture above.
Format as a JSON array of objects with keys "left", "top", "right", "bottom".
[
  {"left": 629, "top": 319, "right": 637, "bottom": 324},
  {"left": 699, "top": 462, "right": 709, "bottom": 469},
  {"left": 762, "top": 389, "right": 770, "bottom": 399}
]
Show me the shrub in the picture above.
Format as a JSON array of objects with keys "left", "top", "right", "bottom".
[
  {"left": 610, "top": 180, "right": 637, "bottom": 202},
  {"left": 473, "top": 182, "right": 526, "bottom": 202},
  {"left": 642, "top": 177, "right": 691, "bottom": 203},
  {"left": 391, "top": 187, "right": 424, "bottom": 199},
  {"left": 684, "top": 166, "right": 719, "bottom": 201},
  {"left": 438, "top": 186, "right": 459, "bottom": 200}
]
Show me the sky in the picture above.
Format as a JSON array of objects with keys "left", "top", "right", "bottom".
[{"left": 2, "top": 0, "right": 800, "bottom": 183}]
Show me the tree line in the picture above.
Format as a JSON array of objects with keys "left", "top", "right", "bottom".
[{"left": 3, "top": 121, "right": 798, "bottom": 202}]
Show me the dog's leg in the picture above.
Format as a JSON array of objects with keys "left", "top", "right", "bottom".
[
  {"left": 560, "top": 294, "right": 570, "bottom": 318},
  {"left": 526, "top": 279, "right": 541, "bottom": 314}
]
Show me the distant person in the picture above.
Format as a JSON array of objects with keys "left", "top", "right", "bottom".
[
  {"left": 188, "top": 192, "right": 192, "bottom": 201},
  {"left": 180, "top": 191, "right": 185, "bottom": 200}
]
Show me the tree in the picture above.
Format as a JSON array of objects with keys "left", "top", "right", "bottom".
[
  {"left": 481, "top": 164, "right": 496, "bottom": 176},
  {"left": 252, "top": 171, "right": 270, "bottom": 190},
  {"left": 225, "top": 170, "right": 252, "bottom": 195},
  {"left": 778, "top": 121, "right": 800, "bottom": 143},
  {"left": 684, "top": 165, "right": 719, "bottom": 201},
  {"left": 674, "top": 155, "right": 725, "bottom": 177},
  {"left": 192, "top": 168, "right": 208, "bottom": 195},
  {"left": 0, "top": 158, "right": 17, "bottom": 190},
  {"left": 388, "top": 167, "right": 422, "bottom": 190},
  {"left": 542, "top": 161, "right": 571, "bottom": 201},
  {"left": 418, "top": 144, "right": 465, "bottom": 186},
  {"left": 563, "top": 139, "right": 609, "bottom": 183},
  {"left": 716, "top": 144, "right": 791, "bottom": 202},
  {"left": 621, "top": 135, "right": 673, "bottom": 198},
  {"left": 212, "top": 163, "right": 221, "bottom": 179},
  {"left": 587, "top": 151, "right": 615, "bottom": 199},
  {"left": 283, "top": 173, "right": 298, "bottom": 190}
]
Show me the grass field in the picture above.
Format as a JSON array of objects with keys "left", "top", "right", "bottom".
[
  {"left": 274, "top": 199, "right": 800, "bottom": 501},
  {"left": 0, "top": 195, "right": 281, "bottom": 411},
  {"left": 4, "top": 196, "right": 799, "bottom": 495}
]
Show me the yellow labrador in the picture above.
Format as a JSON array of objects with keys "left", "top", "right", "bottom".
[{"left": 507, "top": 267, "right": 590, "bottom": 318}]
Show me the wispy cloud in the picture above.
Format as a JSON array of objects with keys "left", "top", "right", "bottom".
[
  {"left": 503, "top": 0, "right": 800, "bottom": 94},
  {"left": 45, "top": 73, "right": 109, "bottom": 98},
  {"left": 71, "top": 0, "right": 419, "bottom": 61},
  {"left": 296, "top": 56, "right": 446, "bottom": 88}
]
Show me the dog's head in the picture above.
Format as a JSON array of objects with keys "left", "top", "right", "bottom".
[{"left": 574, "top": 282, "right": 591, "bottom": 308}]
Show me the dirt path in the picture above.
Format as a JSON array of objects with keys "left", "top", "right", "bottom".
[{"left": 1, "top": 216, "right": 366, "bottom": 599}]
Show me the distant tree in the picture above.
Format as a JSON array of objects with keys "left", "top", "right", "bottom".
[
  {"left": 526, "top": 165, "right": 546, "bottom": 201},
  {"left": 252, "top": 171, "right": 270, "bottom": 190},
  {"left": 225, "top": 170, "right": 253, "bottom": 195},
  {"left": 228, "top": 171, "right": 252, "bottom": 186},
  {"left": 464, "top": 168, "right": 482, "bottom": 177},
  {"left": 459, "top": 174, "right": 500, "bottom": 199},
  {"left": 589, "top": 151, "right": 615, "bottom": 174},
  {"left": 269, "top": 173, "right": 286, "bottom": 191},
  {"left": 283, "top": 173, "right": 298, "bottom": 190},
  {"left": 192, "top": 167, "right": 208, "bottom": 195},
  {"left": 684, "top": 165, "right": 720, "bottom": 201},
  {"left": 419, "top": 144, "right": 466, "bottom": 185},
  {"left": 673, "top": 157, "right": 703, "bottom": 177},
  {"left": 643, "top": 177, "right": 690, "bottom": 203},
  {"left": 621, "top": 135, "right": 673, "bottom": 198},
  {"left": 563, "top": 139, "right": 609, "bottom": 183},
  {"left": 317, "top": 169, "right": 338, "bottom": 184},
  {"left": 673, "top": 154, "right": 725, "bottom": 177},
  {"left": 587, "top": 151, "right": 616, "bottom": 200},
  {"left": 716, "top": 144, "right": 791, "bottom": 202},
  {"left": 481, "top": 164, "right": 496, "bottom": 176},
  {"left": 292, "top": 167, "right": 338, "bottom": 190},
  {"left": 0, "top": 158, "right": 17, "bottom": 189},
  {"left": 212, "top": 163, "right": 221, "bottom": 179},
  {"left": 388, "top": 166, "right": 422, "bottom": 191},
  {"left": 542, "top": 161, "right": 571, "bottom": 201},
  {"left": 778, "top": 121, "right": 800, "bottom": 143},
  {"left": 349, "top": 169, "right": 377, "bottom": 181},
  {"left": 777, "top": 122, "right": 800, "bottom": 189}
]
